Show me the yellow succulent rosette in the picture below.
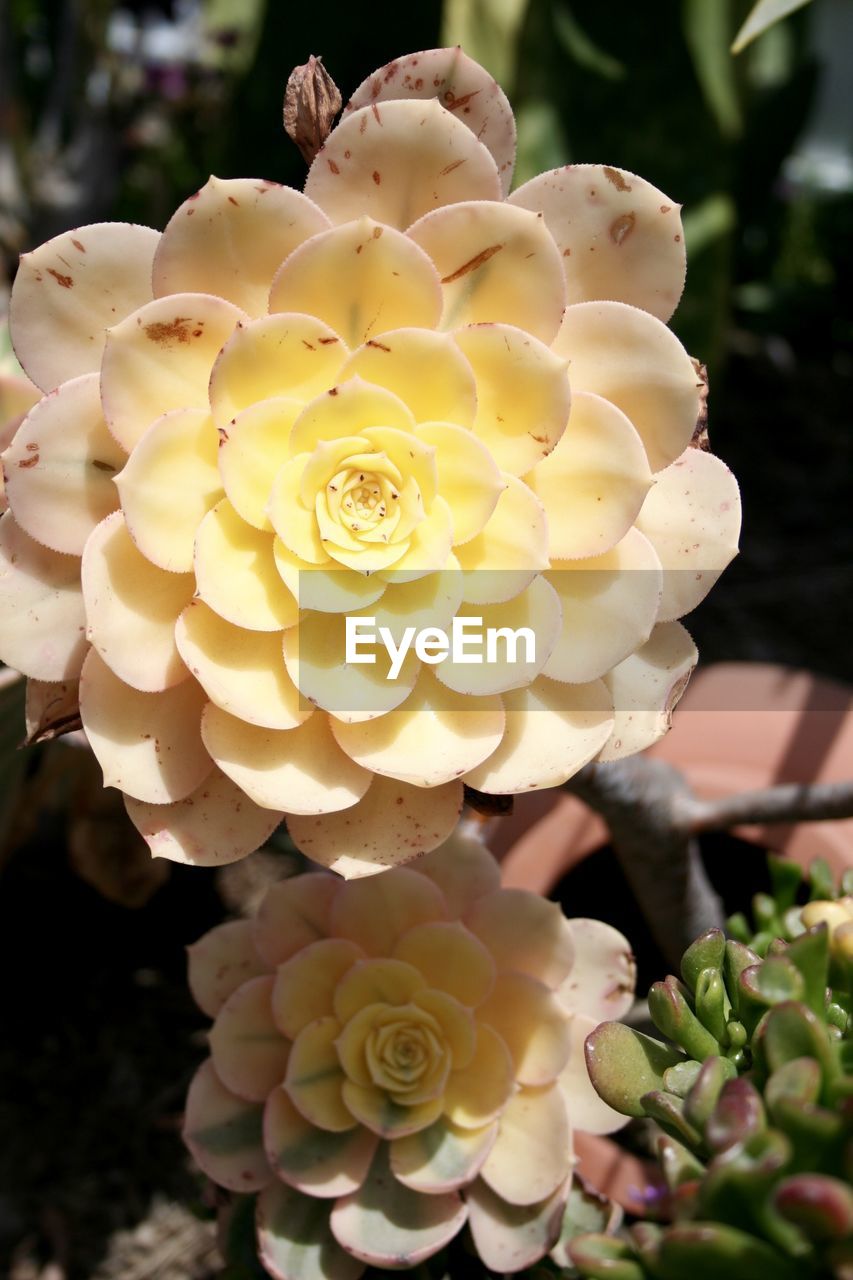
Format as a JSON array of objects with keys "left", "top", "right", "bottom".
[
  {"left": 183, "top": 834, "right": 637, "bottom": 1276},
  {"left": 0, "top": 48, "right": 741, "bottom": 872}
]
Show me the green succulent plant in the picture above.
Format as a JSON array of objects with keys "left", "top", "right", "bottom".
[{"left": 727, "top": 855, "right": 853, "bottom": 958}]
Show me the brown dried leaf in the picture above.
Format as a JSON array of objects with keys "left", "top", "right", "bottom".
[
  {"left": 690, "top": 358, "right": 710, "bottom": 451},
  {"left": 24, "top": 678, "right": 82, "bottom": 745},
  {"left": 284, "top": 55, "right": 342, "bottom": 164}
]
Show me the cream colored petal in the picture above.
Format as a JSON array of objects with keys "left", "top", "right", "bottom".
[
  {"left": 287, "top": 376, "right": 416, "bottom": 456},
  {"left": 176, "top": 600, "right": 309, "bottom": 730},
  {"left": 274, "top": 542, "right": 386, "bottom": 614},
  {"left": 414, "top": 989, "right": 476, "bottom": 1068},
  {"left": 481, "top": 1084, "right": 571, "bottom": 1205},
  {"left": 257, "top": 1181, "right": 365, "bottom": 1280},
  {"left": 599, "top": 620, "right": 697, "bottom": 762},
  {"left": 454, "top": 323, "right": 571, "bottom": 476},
  {"left": 194, "top": 500, "right": 299, "bottom": 631},
  {"left": 454, "top": 475, "right": 549, "bottom": 605},
  {"left": 82, "top": 512, "right": 193, "bottom": 691},
  {"left": 210, "top": 974, "right": 290, "bottom": 1103},
  {"left": 215, "top": 398, "right": 302, "bottom": 532},
  {"left": 332, "top": 669, "right": 505, "bottom": 787},
  {"left": 394, "top": 922, "right": 495, "bottom": 1007},
  {"left": 285, "top": 1016, "right": 354, "bottom": 1133},
  {"left": 0, "top": 512, "right": 87, "bottom": 680},
  {"left": 467, "top": 889, "right": 575, "bottom": 990},
  {"left": 333, "top": 962, "right": 426, "bottom": 1034},
  {"left": 287, "top": 777, "right": 463, "bottom": 879},
  {"left": 553, "top": 301, "right": 699, "bottom": 473},
  {"left": 267, "top": 457, "right": 328, "bottom": 566},
  {"left": 340, "top": 329, "right": 477, "bottom": 427},
  {"left": 543, "top": 528, "right": 662, "bottom": 684},
  {"left": 305, "top": 99, "right": 500, "bottom": 230},
  {"left": 508, "top": 164, "right": 686, "bottom": 322},
  {"left": 435, "top": 577, "right": 561, "bottom": 697},
  {"left": 187, "top": 919, "right": 270, "bottom": 1018},
  {"left": 330, "top": 1145, "right": 467, "bottom": 1267},
  {"left": 153, "top": 177, "right": 330, "bottom": 316},
  {"left": 10, "top": 222, "right": 159, "bottom": 392},
  {"left": 271, "top": 939, "right": 364, "bottom": 1039},
  {"left": 559, "top": 1012, "right": 628, "bottom": 1136},
  {"left": 253, "top": 873, "right": 340, "bottom": 967},
  {"left": 346, "top": 47, "right": 516, "bottom": 195},
  {"left": 270, "top": 219, "right": 442, "bottom": 349},
  {"left": 126, "top": 769, "right": 282, "bottom": 867},
  {"left": 183, "top": 1059, "right": 271, "bottom": 1192},
  {"left": 3, "top": 372, "right": 125, "bottom": 555},
  {"left": 360, "top": 425, "right": 437, "bottom": 507},
  {"left": 526, "top": 391, "right": 651, "bottom": 559},
  {"left": 376, "top": 496, "right": 453, "bottom": 578},
  {"left": 201, "top": 703, "right": 370, "bottom": 814},
  {"left": 635, "top": 447, "right": 741, "bottom": 620},
  {"left": 477, "top": 972, "right": 572, "bottom": 1087},
  {"left": 341, "top": 1082, "right": 444, "bottom": 1140},
  {"left": 409, "top": 202, "right": 565, "bottom": 342},
  {"left": 331, "top": 867, "right": 447, "bottom": 956},
  {"left": 209, "top": 314, "right": 348, "bottom": 431},
  {"left": 391, "top": 1117, "right": 497, "bottom": 1193},
  {"left": 101, "top": 293, "right": 246, "bottom": 452},
  {"left": 414, "top": 421, "right": 504, "bottom": 545},
  {"left": 364, "top": 557, "right": 463, "bottom": 641},
  {"left": 264, "top": 1087, "right": 378, "bottom": 1198},
  {"left": 464, "top": 676, "right": 613, "bottom": 793},
  {"left": 79, "top": 649, "right": 212, "bottom": 802},
  {"left": 442, "top": 1024, "right": 514, "bottom": 1128},
  {"left": 466, "top": 1173, "right": 569, "bottom": 1271},
  {"left": 417, "top": 830, "right": 501, "bottom": 919},
  {"left": 114, "top": 407, "right": 222, "bottom": 572},
  {"left": 559, "top": 919, "right": 637, "bottom": 1022}
]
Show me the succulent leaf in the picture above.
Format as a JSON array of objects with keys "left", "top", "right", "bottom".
[{"left": 585, "top": 1023, "right": 688, "bottom": 1118}]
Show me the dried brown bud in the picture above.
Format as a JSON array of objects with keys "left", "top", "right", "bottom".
[
  {"left": 284, "top": 55, "right": 342, "bottom": 165},
  {"left": 690, "top": 358, "right": 710, "bottom": 451}
]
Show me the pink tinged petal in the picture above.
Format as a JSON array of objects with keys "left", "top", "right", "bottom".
[
  {"left": 153, "top": 177, "right": 331, "bottom": 317},
  {"left": 114, "top": 408, "right": 222, "bottom": 572},
  {"left": 0, "top": 512, "right": 87, "bottom": 679},
  {"left": 559, "top": 1013, "right": 630, "bottom": 1136},
  {"left": 209, "top": 313, "right": 349, "bottom": 430},
  {"left": 253, "top": 873, "right": 340, "bottom": 967},
  {"left": 334, "top": 960, "right": 427, "bottom": 1029},
  {"left": 79, "top": 649, "right": 213, "bottom": 802},
  {"left": 443, "top": 1025, "right": 515, "bottom": 1129},
  {"left": 305, "top": 99, "right": 500, "bottom": 231},
  {"left": 341, "top": 328, "right": 477, "bottom": 427},
  {"left": 330, "top": 1145, "right": 468, "bottom": 1267},
  {"left": 391, "top": 1116, "right": 498, "bottom": 1193},
  {"left": 194, "top": 499, "right": 299, "bottom": 631},
  {"left": 176, "top": 601, "right": 309, "bottom": 730},
  {"left": 481, "top": 1084, "right": 572, "bottom": 1205},
  {"left": 552, "top": 302, "right": 699, "bottom": 473},
  {"left": 466, "top": 889, "right": 575, "bottom": 989},
  {"left": 526, "top": 391, "right": 651, "bottom": 559},
  {"left": 454, "top": 323, "right": 571, "bottom": 476},
  {"left": 272, "top": 939, "right": 365, "bottom": 1038},
  {"left": 508, "top": 164, "right": 686, "bottom": 322},
  {"left": 477, "top": 972, "right": 572, "bottom": 1086},
  {"left": 187, "top": 918, "right": 271, "bottom": 1018},
  {"left": 408, "top": 202, "right": 566, "bottom": 343},
  {"left": 3, "top": 373, "right": 125, "bottom": 555},
  {"left": 81, "top": 512, "right": 193, "bottom": 692},
  {"left": 393, "top": 921, "right": 496, "bottom": 1007},
  {"left": 559, "top": 919, "right": 637, "bottom": 1021},
  {"left": 100, "top": 293, "right": 247, "bottom": 453},
  {"left": 635, "top": 447, "right": 742, "bottom": 621},
  {"left": 454, "top": 475, "right": 548, "bottom": 605},
  {"left": 463, "top": 676, "right": 614, "bottom": 794},
  {"left": 341, "top": 1081, "right": 445, "bottom": 1139},
  {"left": 125, "top": 769, "right": 282, "bottom": 868},
  {"left": 257, "top": 1181, "right": 365, "bottom": 1280},
  {"left": 414, "top": 421, "right": 504, "bottom": 544},
  {"left": 201, "top": 703, "right": 371, "bottom": 815},
  {"left": 416, "top": 831, "right": 501, "bottom": 919},
  {"left": 210, "top": 974, "right": 290, "bottom": 1102},
  {"left": 10, "top": 223, "right": 159, "bottom": 392},
  {"left": 285, "top": 1016, "right": 354, "bottom": 1132},
  {"left": 264, "top": 1087, "right": 378, "bottom": 1197},
  {"left": 270, "top": 219, "right": 442, "bottom": 349},
  {"left": 466, "top": 1173, "right": 570, "bottom": 1271},
  {"left": 331, "top": 867, "right": 448, "bottom": 955},
  {"left": 599, "top": 620, "right": 697, "bottom": 762},
  {"left": 183, "top": 1058, "right": 271, "bottom": 1192},
  {"left": 543, "top": 528, "right": 663, "bottom": 684},
  {"left": 287, "top": 778, "right": 464, "bottom": 879},
  {"left": 346, "top": 47, "right": 516, "bottom": 195}
]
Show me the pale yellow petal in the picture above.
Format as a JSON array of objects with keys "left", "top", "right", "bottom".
[
  {"left": 391, "top": 1116, "right": 497, "bottom": 1193},
  {"left": 305, "top": 99, "right": 500, "bottom": 230},
  {"left": 340, "top": 329, "right": 477, "bottom": 426},
  {"left": 187, "top": 918, "right": 270, "bottom": 1018},
  {"left": 215, "top": 398, "right": 302, "bottom": 531},
  {"left": 183, "top": 1059, "right": 271, "bottom": 1192},
  {"left": 253, "top": 873, "right": 340, "bottom": 967},
  {"left": 3, "top": 372, "right": 125, "bottom": 555},
  {"left": 0, "top": 512, "right": 87, "bottom": 680},
  {"left": 413, "top": 989, "right": 476, "bottom": 1068},
  {"left": 274, "top": 541, "right": 386, "bottom": 614},
  {"left": 559, "top": 1012, "right": 628, "bottom": 1136},
  {"left": 599, "top": 620, "right": 697, "bottom": 762},
  {"left": 435, "top": 578, "right": 561, "bottom": 697},
  {"left": 264, "top": 1087, "right": 378, "bottom": 1197},
  {"left": 153, "top": 176, "right": 330, "bottom": 316},
  {"left": 442, "top": 1024, "right": 514, "bottom": 1128},
  {"left": 285, "top": 1016, "right": 354, "bottom": 1132},
  {"left": 466, "top": 1173, "right": 569, "bottom": 1272},
  {"left": 414, "top": 421, "right": 504, "bottom": 544},
  {"left": 478, "top": 973, "right": 572, "bottom": 1087},
  {"left": 466, "top": 889, "right": 575, "bottom": 989},
  {"left": 210, "top": 974, "right": 290, "bottom": 1102},
  {"left": 393, "top": 921, "right": 495, "bottom": 1007},
  {"left": 454, "top": 474, "right": 548, "bottom": 604},
  {"left": 416, "top": 830, "right": 501, "bottom": 919},
  {"left": 10, "top": 223, "right": 159, "bottom": 392},
  {"left": 376, "top": 496, "right": 453, "bottom": 578},
  {"left": 270, "top": 219, "right": 441, "bottom": 348},
  {"left": 331, "top": 867, "right": 447, "bottom": 956},
  {"left": 341, "top": 1081, "right": 444, "bottom": 1140},
  {"left": 481, "top": 1084, "right": 571, "bottom": 1205},
  {"left": 271, "top": 939, "right": 364, "bottom": 1038},
  {"left": 257, "top": 1181, "right": 365, "bottom": 1280},
  {"left": 287, "top": 376, "right": 415, "bottom": 457},
  {"left": 194, "top": 500, "right": 299, "bottom": 631},
  {"left": 559, "top": 918, "right": 637, "bottom": 1021},
  {"left": 333, "top": 960, "right": 427, "bottom": 1029},
  {"left": 268, "top": 457, "right": 328, "bottom": 566},
  {"left": 365, "top": 557, "right": 463, "bottom": 640}
]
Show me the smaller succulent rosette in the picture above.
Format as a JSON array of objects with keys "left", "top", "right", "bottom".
[{"left": 184, "top": 835, "right": 636, "bottom": 1278}]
